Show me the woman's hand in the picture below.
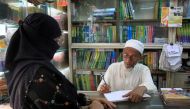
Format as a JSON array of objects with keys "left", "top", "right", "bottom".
[
  {"left": 89, "top": 100, "right": 104, "bottom": 109},
  {"left": 91, "top": 97, "right": 116, "bottom": 109}
]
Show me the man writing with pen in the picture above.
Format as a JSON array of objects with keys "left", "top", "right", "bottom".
[{"left": 97, "top": 39, "right": 157, "bottom": 103}]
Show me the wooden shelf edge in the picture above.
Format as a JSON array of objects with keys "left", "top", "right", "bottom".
[
  {"left": 181, "top": 43, "right": 190, "bottom": 48},
  {"left": 71, "top": 43, "right": 163, "bottom": 49}
]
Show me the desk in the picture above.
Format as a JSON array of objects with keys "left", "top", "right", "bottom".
[
  {"left": 1, "top": 92, "right": 190, "bottom": 109},
  {"left": 79, "top": 91, "right": 190, "bottom": 109}
]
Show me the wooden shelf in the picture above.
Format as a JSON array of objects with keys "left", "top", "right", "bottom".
[
  {"left": 181, "top": 43, "right": 190, "bottom": 49},
  {"left": 75, "top": 69, "right": 106, "bottom": 72},
  {"left": 72, "top": 20, "right": 117, "bottom": 24},
  {"left": 183, "top": 18, "right": 190, "bottom": 20},
  {"left": 72, "top": 19, "right": 159, "bottom": 23},
  {"left": 75, "top": 69, "right": 166, "bottom": 75},
  {"left": 121, "top": 19, "right": 160, "bottom": 22},
  {"left": 71, "top": 43, "right": 163, "bottom": 49}
]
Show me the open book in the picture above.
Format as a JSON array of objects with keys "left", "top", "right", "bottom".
[{"left": 104, "top": 90, "right": 151, "bottom": 102}]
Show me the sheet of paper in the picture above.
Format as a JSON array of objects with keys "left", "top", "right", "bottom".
[
  {"left": 104, "top": 90, "right": 151, "bottom": 102},
  {"left": 166, "top": 44, "right": 181, "bottom": 57}
]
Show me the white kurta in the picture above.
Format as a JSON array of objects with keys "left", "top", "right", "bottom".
[{"left": 97, "top": 61, "right": 157, "bottom": 93}]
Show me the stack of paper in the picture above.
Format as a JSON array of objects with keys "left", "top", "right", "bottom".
[{"left": 104, "top": 90, "right": 151, "bottom": 102}]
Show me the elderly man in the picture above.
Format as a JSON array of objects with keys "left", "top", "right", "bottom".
[{"left": 97, "top": 39, "right": 157, "bottom": 103}]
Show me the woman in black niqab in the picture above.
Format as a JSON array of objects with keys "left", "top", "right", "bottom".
[{"left": 5, "top": 13, "right": 79, "bottom": 109}]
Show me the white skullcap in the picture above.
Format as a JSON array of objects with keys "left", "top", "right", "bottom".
[{"left": 124, "top": 39, "right": 144, "bottom": 54}]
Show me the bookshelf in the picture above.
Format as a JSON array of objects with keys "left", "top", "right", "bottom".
[{"left": 67, "top": 0, "right": 178, "bottom": 91}]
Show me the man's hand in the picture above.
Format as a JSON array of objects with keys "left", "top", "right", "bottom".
[
  {"left": 90, "top": 97, "right": 116, "bottom": 109},
  {"left": 98, "top": 84, "right": 110, "bottom": 93},
  {"left": 122, "top": 86, "right": 147, "bottom": 103}
]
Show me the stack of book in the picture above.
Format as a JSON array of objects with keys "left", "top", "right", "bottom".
[
  {"left": 120, "top": 0, "right": 134, "bottom": 20},
  {"left": 92, "top": 8, "right": 115, "bottom": 20},
  {"left": 73, "top": 49, "right": 122, "bottom": 70},
  {"left": 176, "top": 23, "right": 190, "bottom": 43},
  {"left": 0, "top": 77, "right": 8, "bottom": 103},
  {"left": 160, "top": 88, "right": 190, "bottom": 106},
  {"left": 72, "top": 24, "right": 117, "bottom": 43},
  {"left": 75, "top": 71, "right": 102, "bottom": 91}
]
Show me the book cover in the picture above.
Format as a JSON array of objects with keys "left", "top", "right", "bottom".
[{"left": 161, "top": 7, "right": 169, "bottom": 27}]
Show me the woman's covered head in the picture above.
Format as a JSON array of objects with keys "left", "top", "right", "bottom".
[
  {"left": 5, "top": 13, "right": 62, "bottom": 70},
  {"left": 23, "top": 13, "right": 61, "bottom": 40}
]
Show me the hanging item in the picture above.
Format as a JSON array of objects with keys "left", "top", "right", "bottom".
[{"left": 159, "top": 43, "right": 183, "bottom": 71}]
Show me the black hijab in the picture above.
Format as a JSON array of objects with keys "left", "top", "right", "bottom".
[
  {"left": 5, "top": 13, "right": 78, "bottom": 109},
  {"left": 5, "top": 13, "right": 61, "bottom": 69}
]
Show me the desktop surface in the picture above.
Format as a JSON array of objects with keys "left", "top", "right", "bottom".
[{"left": 79, "top": 91, "right": 190, "bottom": 109}]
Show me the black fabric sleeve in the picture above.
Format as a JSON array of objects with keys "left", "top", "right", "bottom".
[{"left": 25, "top": 67, "right": 79, "bottom": 109}]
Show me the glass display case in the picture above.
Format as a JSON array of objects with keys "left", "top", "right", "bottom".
[{"left": 0, "top": 0, "right": 69, "bottom": 102}]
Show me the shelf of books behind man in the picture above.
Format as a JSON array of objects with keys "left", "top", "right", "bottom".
[
  {"left": 71, "top": 22, "right": 168, "bottom": 44},
  {"left": 71, "top": 48, "right": 167, "bottom": 91}
]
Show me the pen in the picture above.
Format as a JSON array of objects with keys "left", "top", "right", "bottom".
[{"left": 100, "top": 73, "right": 108, "bottom": 86}]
